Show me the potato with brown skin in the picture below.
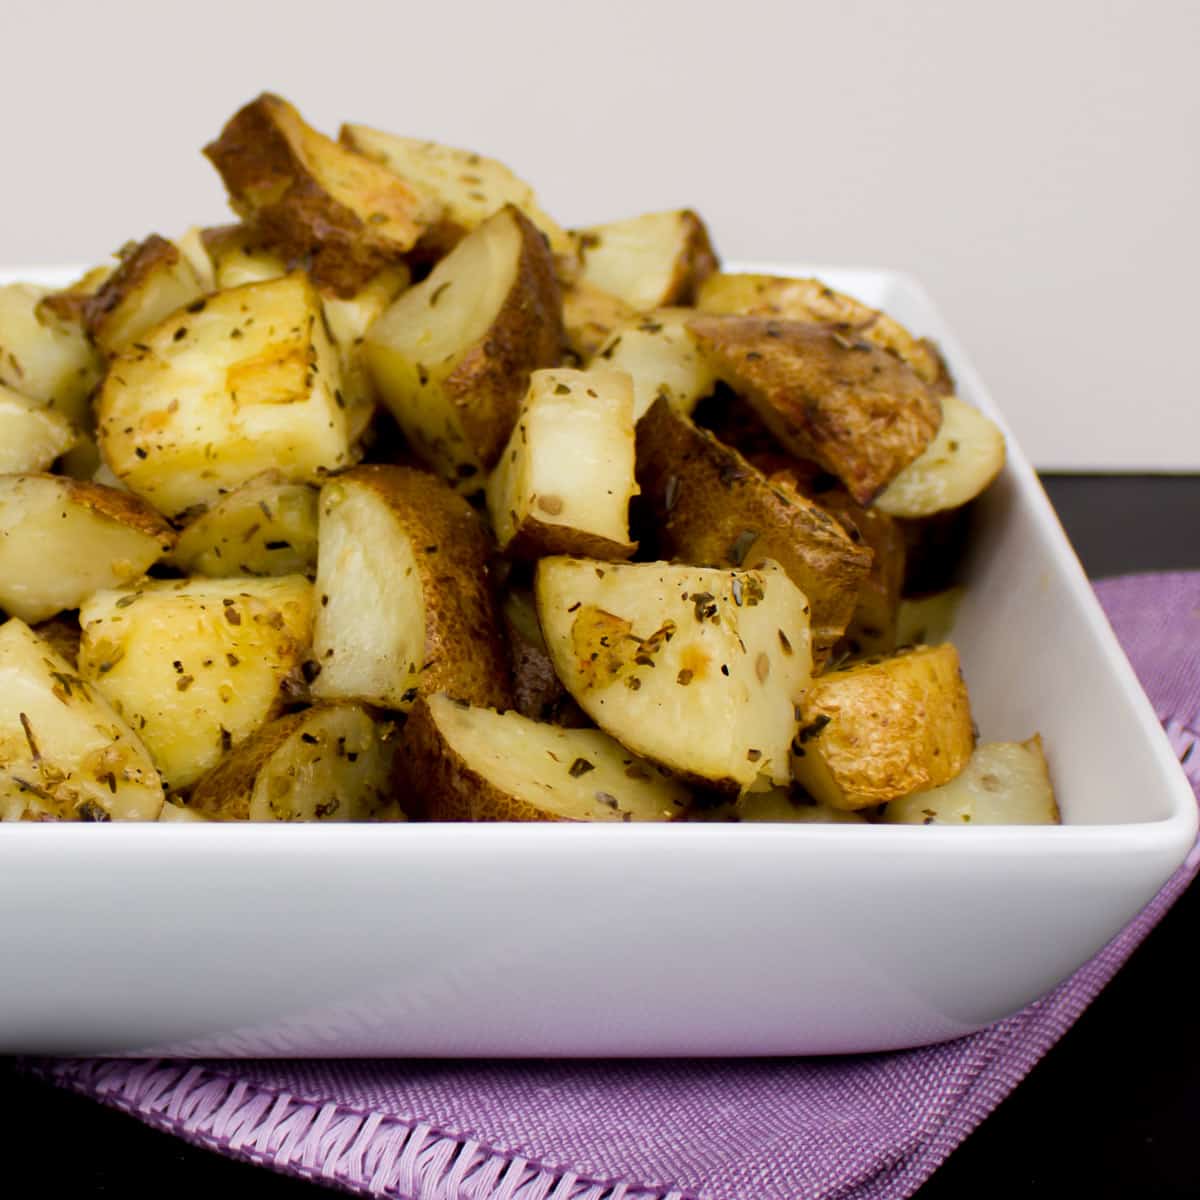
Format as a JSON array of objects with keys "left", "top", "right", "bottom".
[
  {"left": 572, "top": 210, "right": 718, "bottom": 311},
  {"left": 84, "top": 234, "right": 206, "bottom": 356},
  {"left": 339, "top": 125, "right": 571, "bottom": 256},
  {"left": 0, "top": 474, "right": 175, "bottom": 622},
  {"left": 757, "top": 458, "right": 907, "bottom": 658},
  {"left": 365, "top": 205, "right": 564, "bottom": 486},
  {"left": 188, "top": 703, "right": 403, "bottom": 822},
  {"left": 486, "top": 368, "right": 638, "bottom": 560},
  {"left": 687, "top": 316, "right": 943, "bottom": 505},
  {"left": 398, "top": 694, "right": 691, "bottom": 822},
  {"left": 696, "top": 273, "right": 950, "bottom": 390},
  {"left": 204, "top": 93, "right": 441, "bottom": 296},
  {"left": 791, "top": 643, "right": 975, "bottom": 811},
  {"left": 635, "top": 397, "right": 871, "bottom": 666},
  {"left": 311, "top": 466, "right": 512, "bottom": 712}
]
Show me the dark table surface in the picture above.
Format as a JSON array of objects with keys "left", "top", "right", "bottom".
[{"left": 2, "top": 474, "right": 1197, "bottom": 1199}]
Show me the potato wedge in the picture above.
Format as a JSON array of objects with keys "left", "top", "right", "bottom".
[
  {"left": 537, "top": 558, "right": 812, "bottom": 790},
  {"left": 635, "top": 397, "right": 871, "bottom": 665},
  {"left": 0, "top": 474, "right": 175, "bottom": 622},
  {"left": 486, "top": 367, "right": 638, "bottom": 559},
  {"left": 189, "top": 703, "right": 402, "bottom": 821},
  {"left": 84, "top": 234, "right": 206, "bottom": 356},
  {"left": 502, "top": 586, "right": 587, "bottom": 726},
  {"left": 791, "top": 643, "right": 975, "bottom": 811},
  {"left": 0, "top": 283, "right": 104, "bottom": 424},
  {"left": 573, "top": 210, "right": 718, "bottom": 311},
  {"left": 884, "top": 737, "right": 1058, "bottom": 825},
  {"left": 311, "top": 466, "right": 511, "bottom": 712},
  {"left": 0, "top": 384, "right": 77, "bottom": 472},
  {"left": 589, "top": 308, "right": 716, "bottom": 421},
  {"left": 874, "top": 394, "right": 1006, "bottom": 518},
  {"left": 689, "top": 787, "right": 867, "bottom": 823},
  {"left": 78, "top": 576, "right": 313, "bottom": 789},
  {"left": 174, "top": 226, "right": 216, "bottom": 293},
  {"left": 0, "top": 617, "right": 163, "bottom": 821},
  {"left": 171, "top": 473, "right": 318, "bottom": 578},
  {"left": 399, "top": 693, "right": 691, "bottom": 821},
  {"left": 696, "top": 273, "right": 948, "bottom": 389},
  {"left": 687, "top": 316, "right": 942, "bottom": 504},
  {"left": 204, "top": 94, "right": 441, "bottom": 295},
  {"left": 96, "top": 272, "right": 350, "bottom": 518},
  {"left": 561, "top": 280, "right": 637, "bottom": 361},
  {"left": 365, "top": 205, "right": 563, "bottom": 485},
  {"left": 340, "top": 124, "right": 570, "bottom": 254}
]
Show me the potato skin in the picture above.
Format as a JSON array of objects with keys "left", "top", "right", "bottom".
[
  {"left": 443, "top": 207, "right": 565, "bottom": 469},
  {"left": 501, "top": 589, "right": 588, "bottom": 726},
  {"left": 635, "top": 397, "right": 871, "bottom": 665},
  {"left": 204, "top": 94, "right": 436, "bottom": 296},
  {"left": 53, "top": 476, "right": 177, "bottom": 548},
  {"left": 687, "top": 316, "right": 942, "bottom": 504},
  {"left": 792, "top": 643, "right": 975, "bottom": 809},
  {"left": 326, "top": 465, "right": 513, "bottom": 711},
  {"left": 397, "top": 697, "right": 548, "bottom": 821}
]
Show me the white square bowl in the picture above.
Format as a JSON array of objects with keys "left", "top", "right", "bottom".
[{"left": 0, "top": 263, "right": 1193, "bottom": 1058}]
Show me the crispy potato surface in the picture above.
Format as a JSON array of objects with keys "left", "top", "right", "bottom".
[
  {"left": 791, "top": 643, "right": 975, "bottom": 810},
  {"left": 0, "top": 384, "right": 77, "bottom": 473},
  {"left": 687, "top": 316, "right": 942, "bottom": 504}
]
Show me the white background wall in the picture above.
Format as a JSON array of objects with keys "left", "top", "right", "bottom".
[{"left": 4, "top": 0, "right": 1197, "bottom": 469}]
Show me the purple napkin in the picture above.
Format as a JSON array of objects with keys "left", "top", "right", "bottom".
[{"left": 38, "top": 573, "right": 1200, "bottom": 1200}]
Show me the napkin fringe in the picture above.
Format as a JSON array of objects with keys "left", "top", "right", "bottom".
[{"left": 46, "top": 1058, "right": 691, "bottom": 1200}]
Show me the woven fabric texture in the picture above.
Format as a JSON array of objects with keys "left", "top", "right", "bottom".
[{"left": 39, "top": 573, "right": 1200, "bottom": 1200}]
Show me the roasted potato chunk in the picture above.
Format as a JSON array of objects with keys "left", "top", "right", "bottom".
[
  {"left": 78, "top": 576, "right": 313, "bottom": 789},
  {"left": 791, "top": 643, "right": 975, "bottom": 811},
  {"left": 365, "top": 205, "right": 563, "bottom": 485},
  {"left": 204, "top": 93, "right": 441, "bottom": 295},
  {"left": 874, "top": 394, "right": 1005, "bottom": 518},
  {"left": 0, "top": 384, "right": 77, "bottom": 472},
  {"left": 884, "top": 737, "right": 1058, "bottom": 825},
  {"left": 340, "top": 124, "right": 570, "bottom": 254},
  {"left": 687, "top": 316, "right": 942, "bottom": 504},
  {"left": 537, "top": 558, "right": 812, "bottom": 790},
  {"left": 486, "top": 368, "right": 638, "bottom": 559},
  {"left": 0, "top": 283, "right": 104, "bottom": 424},
  {"left": 96, "top": 273, "right": 351, "bottom": 518},
  {"left": 896, "top": 587, "right": 963, "bottom": 647},
  {"left": 84, "top": 234, "right": 206, "bottom": 356},
  {"left": 0, "top": 617, "right": 162, "bottom": 821},
  {"left": 189, "top": 703, "right": 402, "bottom": 821},
  {"left": 635, "top": 397, "right": 871, "bottom": 665},
  {"left": 696, "top": 273, "right": 948, "bottom": 389},
  {"left": 573, "top": 210, "right": 718, "bottom": 311},
  {"left": 399, "top": 693, "right": 690, "bottom": 821},
  {"left": 561, "top": 280, "right": 637, "bottom": 361},
  {"left": 589, "top": 308, "right": 716, "bottom": 421},
  {"left": 502, "top": 586, "right": 587, "bottom": 726},
  {"left": 311, "top": 466, "right": 511, "bottom": 712},
  {"left": 171, "top": 473, "right": 318, "bottom": 578},
  {"left": 0, "top": 474, "right": 175, "bottom": 622}
]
